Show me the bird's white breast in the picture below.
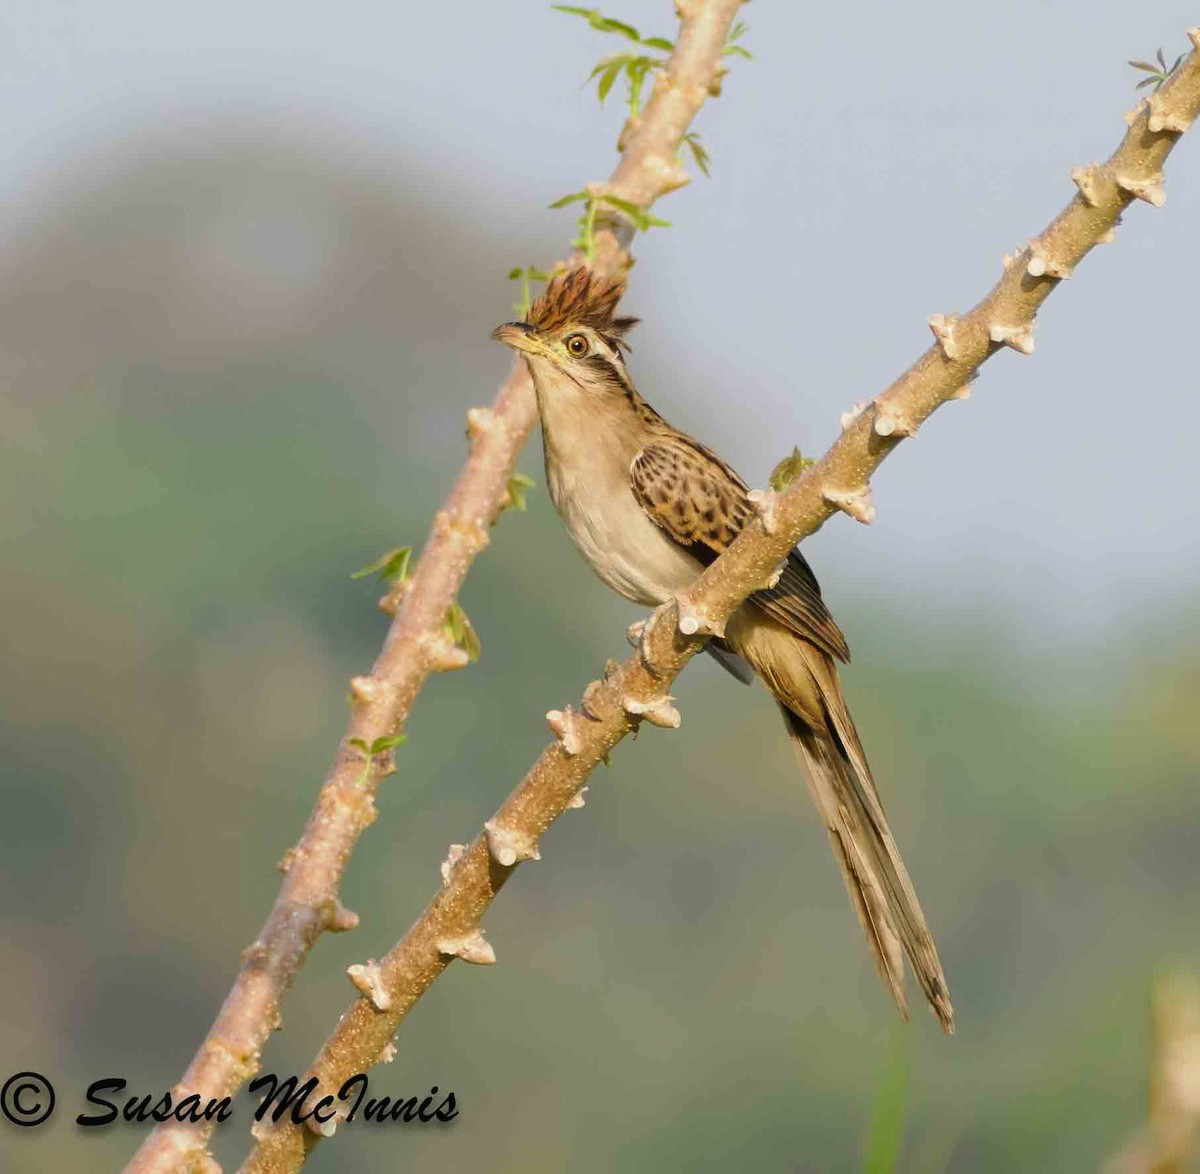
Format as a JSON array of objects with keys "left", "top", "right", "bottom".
[{"left": 545, "top": 443, "right": 703, "bottom": 608}]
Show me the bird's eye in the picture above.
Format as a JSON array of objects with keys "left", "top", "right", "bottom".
[{"left": 565, "top": 333, "right": 589, "bottom": 357}]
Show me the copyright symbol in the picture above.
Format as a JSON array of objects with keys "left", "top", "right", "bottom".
[{"left": 2, "top": 1072, "right": 55, "bottom": 1127}]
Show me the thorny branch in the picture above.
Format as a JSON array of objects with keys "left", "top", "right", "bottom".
[
  {"left": 123, "top": 2, "right": 747, "bottom": 1171},
  {"left": 241, "top": 28, "right": 1200, "bottom": 1173}
]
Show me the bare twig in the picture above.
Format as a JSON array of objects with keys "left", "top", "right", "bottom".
[
  {"left": 240, "top": 29, "right": 1200, "bottom": 1172},
  {"left": 123, "top": 3, "right": 746, "bottom": 1171}
]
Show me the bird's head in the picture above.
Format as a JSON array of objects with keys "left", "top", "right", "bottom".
[{"left": 491, "top": 268, "right": 639, "bottom": 398}]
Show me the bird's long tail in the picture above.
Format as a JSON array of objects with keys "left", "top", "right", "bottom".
[{"left": 728, "top": 613, "right": 954, "bottom": 1032}]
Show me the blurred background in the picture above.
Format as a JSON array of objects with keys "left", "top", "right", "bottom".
[{"left": 2, "top": 1, "right": 1198, "bottom": 1170}]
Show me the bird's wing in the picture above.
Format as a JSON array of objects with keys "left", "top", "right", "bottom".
[{"left": 629, "top": 440, "right": 850, "bottom": 662}]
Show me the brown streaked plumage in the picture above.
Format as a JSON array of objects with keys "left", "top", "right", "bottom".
[{"left": 492, "top": 269, "right": 953, "bottom": 1032}]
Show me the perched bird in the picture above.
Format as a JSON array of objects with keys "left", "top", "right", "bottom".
[{"left": 493, "top": 268, "right": 953, "bottom": 1032}]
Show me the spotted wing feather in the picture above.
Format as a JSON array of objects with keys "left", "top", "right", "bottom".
[{"left": 629, "top": 441, "right": 850, "bottom": 663}]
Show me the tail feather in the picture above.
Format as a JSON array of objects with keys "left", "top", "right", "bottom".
[
  {"left": 782, "top": 705, "right": 954, "bottom": 1033},
  {"left": 726, "top": 606, "right": 953, "bottom": 1032}
]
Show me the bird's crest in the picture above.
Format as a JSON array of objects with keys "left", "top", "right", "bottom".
[{"left": 527, "top": 268, "right": 639, "bottom": 339}]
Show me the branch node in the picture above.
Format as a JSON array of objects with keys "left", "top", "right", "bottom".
[
  {"left": 568, "top": 787, "right": 588, "bottom": 810},
  {"left": 377, "top": 578, "right": 412, "bottom": 616},
  {"left": 622, "top": 693, "right": 682, "bottom": 729},
  {"left": 440, "top": 843, "right": 467, "bottom": 884},
  {"left": 325, "top": 898, "right": 360, "bottom": 933},
  {"left": 580, "top": 679, "right": 606, "bottom": 719},
  {"left": 1026, "top": 241, "right": 1073, "bottom": 280},
  {"left": 872, "top": 400, "right": 917, "bottom": 438},
  {"left": 465, "top": 406, "right": 496, "bottom": 443},
  {"left": 763, "top": 559, "right": 787, "bottom": 590},
  {"left": 989, "top": 321, "right": 1036, "bottom": 355},
  {"left": 822, "top": 485, "right": 876, "bottom": 525},
  {"left": 675, "top": 598, "right": 726, "bottom": 639},
  {"left": 380, "top": 1040, "right": 398, "bottom": 1064},
  {"left": 307, "top": 1112, "right": 339, "bottom": 1139},
  {"left": 840, "top": 399, "right": 870, "bottom": 430},
  {"left": 423, "top": 633, "right": 471, "bottom": 673},
  {"left": 746, "top": 488, "right": 781, "bottom": 535},
  {"left": 349, "top": 675, "right": 385, "bottom": 706},
  {"left": 484, "top": 818, "right": 541, "bottom": 867},
  {"left": 546, "top": 706, "right": 583, "bottom": 755},
  {"left": 436, "top": 929, "right": 496, "bottom": 966},
  {"left": 951, "top": 378, "right": 976, "bottom": 401},
  {"left": 1114, "top": 172, "right": 1166, "bottom": 207},
  {"left": 927, "top": 313, "right": 960, "bottom": 360},
  {"left": 1148, "top": 88, "right": 1195, "bottom": 134},
  {"left": 276, "top": 845, "right": 299, "bottom": 875},
  {"left": 346, "top": 960, "right": 392, "bottom": 1011},
  {"left": 1071, "top": 163, "right": 1104, "bottom": 207}
]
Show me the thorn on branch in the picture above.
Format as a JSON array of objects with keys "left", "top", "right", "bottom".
[
  {"left": 840, "top": 400, "right": 869, "bottom": 430},
  {"left": 346, "top": 960, "right": 392, "bottom": 1011},
  {"left": 465, "top": 406, "right": 496, "bottom": 443},
  {"left": 762, "top": 560, "right": 786, "bottom": 590},
  {"left": 873, "top": 400, "right": 917, "bottom": 438},
  {"left": 349, "top": 675, "right": 386, "bottom": 706},
  {"left": 424, "top": 633, "right": 471, "bottom": 673},
  {"left": 952, "top": 379, "right": 975, "bottom": 401},
  {"left": 823, "top": 485, "right": 876, "bottom": 525},
  {"left": 580, "top": 679, "right": 607, "bottom": 719},
  {"left": 307, "top": 1112, "right": 339, "bottom": 1138},
  {"left": 1114, "top": 172, "right": 1166, "bottom": 206},
  {"left": 440, "top": 843, "right": 467, "bottom": 884},
  {"left": 622, "top": 693, "right": 682, "bottom": 728},
  {"left": 927, "top": 313, "right": 960, "bottom": 360},
  {"left": 1071, "top": 164, "right": 1104, "bottom": 207},
  {"left": 546, "top": 706, "right": 584, "bottom": 755},
  {"left": 989, "top": 321, "right": 1036, "bottom": 355},
  {"left": 1026, "top": 241, "right": 1073, "bottom": 279},
  {"left": 484, "top": 819, "right": 541, "bottom": 867},
  {"left": 675, "top": 598, "right": 726, "bottom": 638},
  {"left": 746, "top": 488, "right": 782, "bottom": 535},
  {"left": 380, "top": 1040, "right": 398, "bottom": 1064},
  {"left": 568, "top": 787, "right": 588, "bottom": 810},
  {"left": 1148, "top": 89, "right": 1195, "bottom": 134},
  {"left": 325, "top": 899, "right": 360, "bottom": 933},
  {"left": 626, "top": 614, "right": 663, "bottom": 677},
  {"left": 436, "top": 930, "right": 496, "bottom": 966}
]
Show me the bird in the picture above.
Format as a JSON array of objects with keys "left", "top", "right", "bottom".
[{"left": 492, "top": 267, "right": 953, "bottom": 1032}]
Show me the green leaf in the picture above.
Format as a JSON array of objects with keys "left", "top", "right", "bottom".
[
  {"left": 548, "top": 190, "right": 588, "bottom": 208},
  {"left": 728, "top": 20, "right": 748, "bottom": 42},
  {"left": 445, "top": 602, "right": 482, "bottom": 663},
  {"left": 1129, "top": 59, "right": 1159, "bottom": 72},
  {"left": 683, "top": 132, "right": 711, "bottom": 177},
  {"left": 503, "top": 471, "right": 536, "bottom": 513},
  {"left": 641, "top": 36, "right": 674, "bottom": 52},
  {"left": 348, "top": 737, "right": 369, "bottom": 752},
  {"left": 768, "top": 447, "right": 815, "bottom": 492},
  {"left": 599, "top": 193, "right": 671, "bottom": 231},
  {"left": 553, "top": 5, "right": 640, "bottom": 43},
  {"left": 862, "top": 1025, "right": 909, "bottom": 1174},
  {"left": 351, "top": 545, "right": 412, "bottom": 584},
  {"left": 596, "top": 57, "right": 625, "bottom": 103},
  {"left": 507, "top": 267, "right": 523, "bottom": 280},
  {"left": 369, "top": 734, "right": 407, "bottom": 755},
  {"left": 723, "top": 44, "right": 752, "bottom": 59}
]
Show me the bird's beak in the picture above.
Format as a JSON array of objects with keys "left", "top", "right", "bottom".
[{"left": 491, "top": 321, "right": 543, "bottom": 356}]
